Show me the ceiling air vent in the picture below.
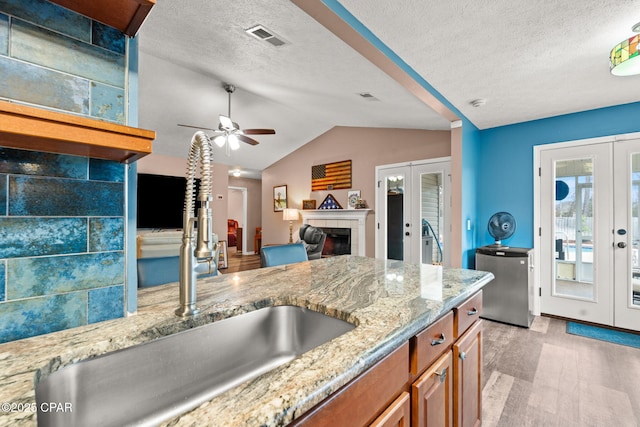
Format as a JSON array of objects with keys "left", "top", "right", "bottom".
[
  {"left": 245, "top": 25, "right": 287, "bottom": 47},
  {"left": 358, "top": 92, "right": 380, "bottom": 101}
]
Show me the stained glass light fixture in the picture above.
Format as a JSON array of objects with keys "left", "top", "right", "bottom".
[{"left": 610, "top": 23, "right": 640, "bottom": 76}]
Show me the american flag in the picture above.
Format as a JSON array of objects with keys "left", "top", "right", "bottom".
[
  {"left": 318, "top": 194, "right": 342, "bottom": 209},
  {"left": 311, "top": 160, "right": 352, "bottom": 191}
]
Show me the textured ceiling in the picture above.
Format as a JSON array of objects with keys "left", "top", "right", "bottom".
[{"left": 137, "top": 0, "right": 640, "bottom": 178}]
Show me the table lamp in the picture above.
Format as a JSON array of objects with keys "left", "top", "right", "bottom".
[{"left": 282, "top": 208, "right": 298, "bottom": 243}]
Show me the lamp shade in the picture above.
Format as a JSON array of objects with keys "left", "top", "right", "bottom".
[
  {"left": 610, "top": 34, "right": 640, "bottom": 76},
  {"left": 282, "top": 208, "right": 298, "bottom": 221}
]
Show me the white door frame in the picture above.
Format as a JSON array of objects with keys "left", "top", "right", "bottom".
[
  {"left": 228, "top": 186, "right": 248, "bottom": 254},
  {"left": 375, "top": 157, "right": 451, "bottom": 264},
  {"left": 533, "top": 131, "right": 640, "bottom": 325}
]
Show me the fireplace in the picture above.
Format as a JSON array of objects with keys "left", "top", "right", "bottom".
[
  {"left": 299, "top": 209, "right": 370, "bottom": 256},
  {"left": 321, "top": 227, "right": 351, "bottom": 256}
]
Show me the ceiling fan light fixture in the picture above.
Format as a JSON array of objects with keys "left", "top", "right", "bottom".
[
  {"left": 219, "top": 115, "right": 234, "bottom": 130},
  {"left": 228, "top": 134, "right": 240, "bottom": 150},
  {"left": 213, "top": 135, "right": 226, "bottom": 147},
  {"left": 610, "top": 25, "right": 640, "bottom": 76}
]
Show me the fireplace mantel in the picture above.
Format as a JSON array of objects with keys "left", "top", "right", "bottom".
[
  {"left": 299, "top": 209, "right": 371, "bottom": 256},
  {"left": 299, "top": 209, "right": 371, "bottom": 222}
]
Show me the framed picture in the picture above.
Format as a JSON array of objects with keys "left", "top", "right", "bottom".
[
  {"left": 273, "top": 185, "right": 287, "bottom": 212},
  {"left": 218, "top": 240, "right": 228, "bottom": 269},
  {"left": 347, "top": 190, "right": 361, "bottom": 209},
  {"left": 302, "top": 199, "right": 316, "bottom": 210}
]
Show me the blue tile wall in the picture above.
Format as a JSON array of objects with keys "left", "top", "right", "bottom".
[
  {"left": 89, "top": 158, "right": 125, "bottom": 182},
  {"left": 8, "top": 176, "right": 124, "bottom": 216},
  {"left": 12, "top": 20, "right": 125, "bottom": 87},
  {"left": 92, "top": 22, "right": 125, "bottom": 55},
  {"left": 0, "top": 292, "right": 87, "bottom": 343},
  {"left": 88, "top": 285, "right": 125, "bottom": 323},
  {"left": 0, "top": 217, "right": 88, "bottom": 258},
  {"left": 0, "top": 0, "right": 91, "bottom": 42},
  {"left": 0, "top": 0, "right": 131, "bottom": 343},
  {"left": 7, "top": 252, "right": 124, "bottom": 299},
  {"left": 0, "top": 262, "right": 5, "bottom": 301},
  {"left": 0, "top": 55, "right": 90, "bottom": 114},
  {"left": 0, "top": 147, "right": 87, "bottom": 178},
  {"left": 89, "top": 218, "right": 125, "bottom": 252},
  {"left": 0, "top": 13, "right": 7, "bottom": 56},
  {"left": 0, "top": 149, "right": 127, "bottom": 343},
  {"left": 0, "top": 0, "right": 126, "bottom": 124},
  {"left": 0, "top": 174, "right": 5, "bottom": 215}
]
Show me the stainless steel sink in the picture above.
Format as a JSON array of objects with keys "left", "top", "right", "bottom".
[{"left": 36, "top": 305, "right": 355, "bottom": 427}]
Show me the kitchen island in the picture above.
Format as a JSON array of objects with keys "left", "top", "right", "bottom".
[{"left": 0, "top": 256, "right": 493, "bottom": 426}]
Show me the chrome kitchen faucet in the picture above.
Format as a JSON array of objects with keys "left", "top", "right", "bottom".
[{"left": 175, "top": 131, "right": 218, "bottom": 317}]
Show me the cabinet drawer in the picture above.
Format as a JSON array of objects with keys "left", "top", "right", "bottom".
[
  {"left": 453, "top": 291, "right": 482, "bottom": 338},
  {"left": 410, "top": 311, "right": 454, "bottom": 377}
]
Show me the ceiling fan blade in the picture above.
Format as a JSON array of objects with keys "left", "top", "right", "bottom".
[
  {"left": 177, "top": 123, "right": 219, "bottom": 132},
  {"left": 237, "top": 134, "right": 260, "bottom": 146},
  {"left": 242, "top": 128, "right": 276, "bottom": 135}
]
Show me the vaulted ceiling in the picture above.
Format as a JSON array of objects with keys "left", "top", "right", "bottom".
[{"left": 137, "top": 0, "right": 640, "bottom": 178}]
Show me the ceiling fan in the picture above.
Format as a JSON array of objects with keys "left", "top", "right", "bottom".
[{"left": 178, "top": 83, "right": 276, "bottom": 155}]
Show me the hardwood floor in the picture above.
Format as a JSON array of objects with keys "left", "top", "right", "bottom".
[
  {"left": 220, "top": 246, "right": 261, "bottom": 274},
  {"left": 482, "top": 316, "right": 640, "bottom": 427}
]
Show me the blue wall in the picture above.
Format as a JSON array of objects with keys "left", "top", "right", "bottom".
[
  {"left": 0, "top": 0, "right": 134, "bottom": 342},
  {"left": 461, "top": 120, "right": 481, "bottom": 267},
  {"left": 475, "top": 102, "right": 640, "bottom": 253}
]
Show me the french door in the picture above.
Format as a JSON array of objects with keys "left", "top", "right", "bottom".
[
  {"left": 375, "top": 159, "right": 451, "bottom": 266},
  {"left": 538, "top": 137, "right": 640, "bottom": 330}
]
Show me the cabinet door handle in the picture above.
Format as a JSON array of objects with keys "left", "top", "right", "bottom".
[
  {"left": 467, "top": 307, "right": 478, "bottom": 316},
  {"left": 459, "top": 351, "right": 467, "bottom": 360},
  {"left": 431, "top": 333, "right": 446, "bottom": 346},
  {"left": 434, "top": 367, "right": 447, "bottom": 383}
]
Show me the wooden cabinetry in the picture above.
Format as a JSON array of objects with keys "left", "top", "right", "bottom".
[
  {"left": 411, "top": 291, "right": 483, "bottom": 427},
  {"left": 291, "top": 343, "right": 409, "bottom": 427},
  {"left": 290, "top": 291, "right": 483, "bottom": 427},
  {"left": 453, "top": 320, "right": 483, "bottom": 427},
  {"left": 412, "top": 351, "right": 453, "bottom": 427},
  {"left": 371, "top": 392, "right": 411, "bottom": 427}
]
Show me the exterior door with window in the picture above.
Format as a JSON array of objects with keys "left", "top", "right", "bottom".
[{"left": 539, "top": 137, "right": 640, "bottom": 330}]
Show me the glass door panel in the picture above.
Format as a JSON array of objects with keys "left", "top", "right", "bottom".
[
  {"left": 553, "top": 159, "right": 594, "bottom": 300},
  {"left": 419, "top": 172, "right": 444, "bottom": 264},
  {"left": 540, "top": 143, "right": 612, "bottom": 326},
  {"left": 632, "top": 154, "right": 640, "bottom": 307},
  {"left": 614, "top": 139, "right": 640, "bottom": 330},
  {"left": 386, "top": 174, "right": 405, "bottom": 261}
]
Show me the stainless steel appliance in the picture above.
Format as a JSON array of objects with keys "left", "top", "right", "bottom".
[{"left": 476, "top": 246, "right": 534, "bottom": 327}]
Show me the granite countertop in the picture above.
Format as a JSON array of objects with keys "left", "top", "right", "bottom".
[{"left": 0, "top": 256, "right": 493, "bottom": 426}]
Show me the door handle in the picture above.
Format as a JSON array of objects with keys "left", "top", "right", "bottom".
[
  {"left": 617, "top": 242, "right": 627, "bottom": 248},
  {"left": 405, "top": 232, "right": 410, "bottom": 236}
]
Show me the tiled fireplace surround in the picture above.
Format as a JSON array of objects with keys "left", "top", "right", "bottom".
[{"left": 299, "top": 209, "right": 371, "bottom": 257}]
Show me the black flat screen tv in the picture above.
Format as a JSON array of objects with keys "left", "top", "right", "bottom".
[{"left": 137, "top": 173, "right": 199, "bottom": 229}]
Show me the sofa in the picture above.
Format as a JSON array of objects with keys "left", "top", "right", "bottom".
[
  {"left": 296, "top": 224, "right": 327, "bottom": 260},
  {"left": 137, "top": 230, "right": 218, "bottom": 288}
]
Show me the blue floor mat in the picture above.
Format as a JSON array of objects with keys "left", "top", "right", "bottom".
[{"left": 566, "top": 322, "right": 640, "bottom": 349}]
